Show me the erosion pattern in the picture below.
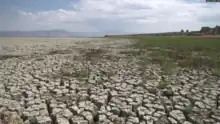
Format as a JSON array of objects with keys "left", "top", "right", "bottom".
[{"left": 0, "top": 38, "right": 219, "bottom": 124}]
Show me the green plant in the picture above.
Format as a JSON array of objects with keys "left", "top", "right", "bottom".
[
  {"left": 183, "top": 104, "right": 193, "bottom": 114},
  {"left": 133, "top": 36, "right": 220, "bottom": 71},
  {"left": 74, "top": 70, "right": 89, "bottom": 81},
  {"left": 212, "top": 69, "right": 220, "bottom": 77},
  {"left": 82, "top": 48, "right": 106, "bottom": 61},
  {"left": 0, "top": 54, "right": 22, "bottom": 60},
  {"left": 149, "top": 88, "right": 158, "bottom": 94},
  {"left": 157, "top": 81, "right": 170, "bottom": 89},
  {"left": 48, "top": 49, "right": 72, "bottom": 55}
]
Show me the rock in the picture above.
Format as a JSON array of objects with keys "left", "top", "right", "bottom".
[
  {"left": 148, "top": 88, "right": 157, "bottom": 94},
  {"left": 81, "top": 111, "right": 94, "bottom": 124},
  {"left": 0, "top": 98, "right": 21, "bottom": 109},
  {"left": 36, "top": 116, "right": 52, "bottom": 124},
  {"left": 120, "top": 107, "right": 132, "bottom": 117},
  {"left": 127, "top": 116, "right": 139, "bottom": 124},
  {"left": 169, "top": 110, "right": 185, "bottom": 123},
  {"left": 126, "top": 98, "right": 133, "bottom": 103},
  {"left": 168, "top": 117, "right": 177, "bottom": 124},
  {"left": 137, "top": 106, "right": 147, "bottom": 118},
  {"left": 110, "top": 107, "right": 120, "bottom": 115},
  {"left": 109, "top": 115, "right": 124, "bottom": 124},
  {"left": 182, "top": 121, "right": 192, "bottom": 124},
  {"left": 71, "top": 116, "right": 88, "bottom": 124},
  {"left": 174, "top": 104, "right": 185, "bottom": 111},
  {"left": 0, "top": 38, "right": 220, "bottom": 124},
  {"left": 63, "top": 109, "right": 73, "bottom": 119},
  {"left": 0, "top": 111, "right": 24, "bottom": 124},
  {"left": 179, "top": 90, "right": 188, "bottom": 96},
  {"left": 57, "top": 117, "right": 70, "bottom": 124},
  {"left": 12, "top": 92, "right": 22, "bottom": 101},
  {"left": 29, "top": 117, "right": 38, "bottom": 124},
  {"left": 98, "top": 114, "right": 107, "bottom": 122},
  {"left": 195, "top": 101, "right": 206, "bottom": 109},
  {"left": 139, "top": 121, "right": 146, "bottom": 124},
  {"left": 162, "top": 88, "right": 174, "bottom": 97},
  {"left": 155, "top": 115, "right": 169, "bottom": 124},
  {"left": 211, "top": 115, "right": 220, "bottom": 122},
  {"left": 70, "top": 105, "right": 79, "bottom": 114},
  {"left": 203, "top": 119, "right": 215, "bottom": 124},
  {"left": 52, "top": 107, "right": 62, "bottom": 115},
  {"left": 110, "top": 90, "right": 118, "bottom": 96},
  {"left": 39, "top": 109, "right": 49, "bottom": 116}
]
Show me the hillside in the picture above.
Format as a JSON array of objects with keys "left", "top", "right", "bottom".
[{"left": 0, "top": 30, "right": 103, "bottom": 37}]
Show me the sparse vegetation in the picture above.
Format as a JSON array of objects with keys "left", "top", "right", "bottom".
[
  {"left": 149, "top": 87, "right": 158, "bottom": 94},
  {"left": 133, "top": 36, "right": 220, "bottom": 75},
  {"left": 35, "top": 57, "right": 44, "bottom": 61},
  {"left": 212, "top": 69, "right": 220, "bottom": 77},
  {"left": 0, "top": 54, "right": 23, "bottom": 60},
  {"left": 74, "top": 70, "right": 89, "bottom": 81},
  {"left": 82, "top": 48, "right": 106, "bottom": 61},
  {"left": 162, "top": 87, "right": 174, "bottom": 97},
  {"left": 60, "top": 68, "right": 73, "bottom": 77},
  {"left": 48, "top": 49, "right": 72, "bottom": 55},
  {"left": 157, "top": 80, "right": 170, "bottom": 89},
  {"left": 119, "top": 49, "right": 144, "bottom": 57},
  {"left": 183, "top": 104, "right": 193, "bottom": 115}
]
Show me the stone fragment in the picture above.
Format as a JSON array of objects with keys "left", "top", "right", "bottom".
[
  {"left": 203, "top": 119, "right": 215, "bottom": 124},
  {"left": 195, "top": 101, "right": 206, "bottom": 109},
  {"left": 168, "top": 117, "right": 177, "bottom": 124},
  {"left": 110, "top": 107, "right": 120, "bottom": 115},
  {"left": 109, "top": 115, "right": 125, "bottom": 124},
  {"left": 127, "top": 116, "right": 139, "bottom": 124},
  {"left": 71, "top": 116, "right": 88, "bottom": 124},
  {"left": 139, "top": 121, "right": 146, "bottom": 124},
  {"left": 137, "top": 106, "right": 147, "bottom": 118},
  {"left": 63, "top": 109, "right": 73, "bottom": 119},
  {"left": 162, "top": 87, "right": 174, "bottom": 97},
  {"left": 169, "top": 110, "right": 185, "bottom": 123},
  {"left": 57, "top": 117, "right": 70, "bottom": 124},
  {"left": 182, "top": 121, "right": 192, "bottom": 124},
  {"left": 0, "top": 98, "right": 21, "bottom": 109},
  {"left": 211, "top": 115, "right": 220, "bottom": 122},
  {"left": 0, "top": 111, "right": 23, "bottom": 124},
  {"left": 81, "top": 111, "right": 94, "bottom": 124},
  {"left": 98, "top": 114, "right": 107, "bottom": 122},
  {"left": 36, "top": 116, "right": 52, "bottom": 124}
]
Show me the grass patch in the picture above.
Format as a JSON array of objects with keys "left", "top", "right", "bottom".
[
  {"left": 133, "top": 36, "right": 220, "bottom": 75},
  {"left": 48, "top": 49, "right": 72, "bottom": 55},
  {"left": 157, "top": 80, "right": 170, "bottom": 89},
  {"left": 60, "top": 66, "right": 89, "bottom": 81},
  {"left": 119, "top": 49, "right": 144, "bottom": 57},
  {"left": 35, "top": 57, "right": 44, "bottom": 61},
  {"left": 82, "top": 48, "right": 106, "bottom": 61},
  {"left": 212, "top": 69, "right": 220, "bottom": 77},
  {"left": 0, "top": 54, "right": 23, "bottom": 60},
  {"left": 74, "top": 70, "right": 89, "bottom": 81}
]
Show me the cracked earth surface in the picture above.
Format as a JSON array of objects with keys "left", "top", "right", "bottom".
[{"left": 0, "top": 38, "right": 219, "bottom": 124}]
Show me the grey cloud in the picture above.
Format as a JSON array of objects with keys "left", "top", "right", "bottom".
[{"left": 1, "top": 0, "right": 220, "bottom": 33}]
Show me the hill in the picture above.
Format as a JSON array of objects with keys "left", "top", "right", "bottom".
[{"left": 0, "top": 30, "right": 103, "bottom": 37}]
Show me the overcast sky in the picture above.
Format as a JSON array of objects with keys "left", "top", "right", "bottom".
[{"left": 0, "top": 0, "right": 219, "bottom": 34}]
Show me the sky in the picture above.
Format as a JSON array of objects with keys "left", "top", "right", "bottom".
[{"left": 0, "top": 0, "right": 219, "bottom": 34}]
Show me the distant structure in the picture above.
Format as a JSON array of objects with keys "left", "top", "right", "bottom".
[
  {"left": 104, "top": 25, "right": 220, "bottom": 37},
  {"left": 200, "top": 25, "right": 220, "bottom": 35}
]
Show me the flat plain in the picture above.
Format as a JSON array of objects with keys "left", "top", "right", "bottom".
[{"left": 0, "top": 37, "right": 219, "bottom": 124}]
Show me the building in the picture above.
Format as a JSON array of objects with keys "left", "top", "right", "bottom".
[{"left": 200, "top": 25, "right": 220, "bottom": 35}]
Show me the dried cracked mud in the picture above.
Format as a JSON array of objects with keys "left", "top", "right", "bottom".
[{"left": 0, "top": 38, "right": 219, "bottom": 124}]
